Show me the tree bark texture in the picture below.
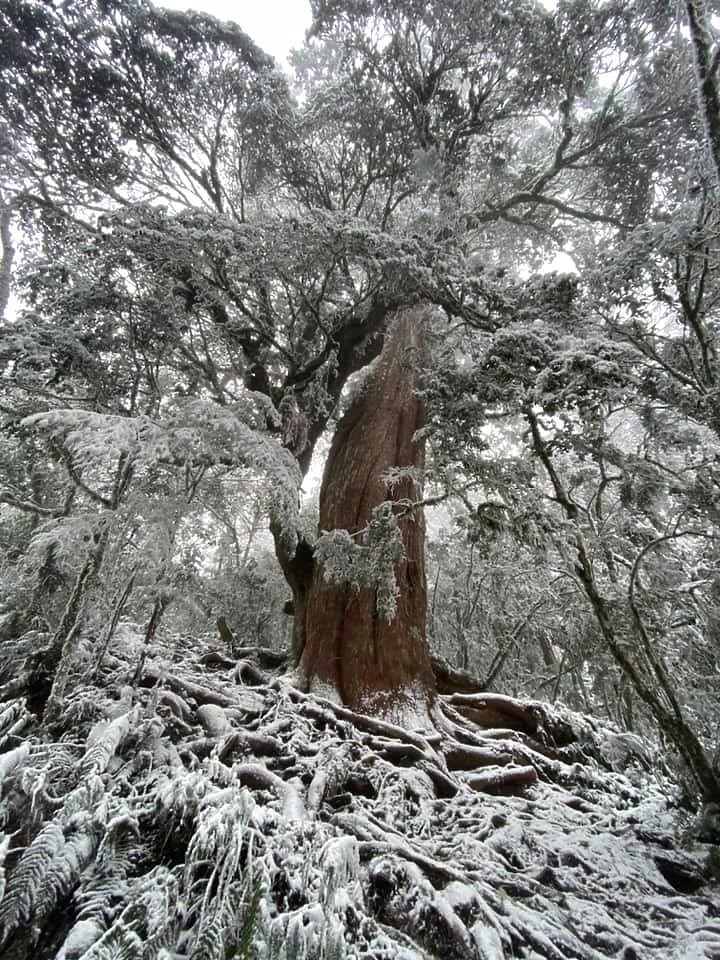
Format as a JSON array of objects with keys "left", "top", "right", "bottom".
[
  {"left": 687, "top": 1, "right": 720, "bottom": 189},
  {"left": 300, "top": 306, "right": 436, "bottom": 722},
  {"left": 0, "top": 198, "right": 14, "bottom": 322}
]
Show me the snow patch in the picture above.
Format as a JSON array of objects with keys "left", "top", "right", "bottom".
[
  {"left": 358, "top": 682, "right": 433, "bottom": 732},
  {"left": 55, "top": 918, "right": 104, "bottom": 959},
  {"left": 197, "top": 703, "right": 231, "bottom": 737},
  {"left": 308, "top": 677, "right": 343, "bottom": 705},
  {"left": 470, "top": 922, "right": 505, "bottom": 959}
]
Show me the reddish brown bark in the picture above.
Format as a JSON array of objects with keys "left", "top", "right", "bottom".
[{"left": 300, "top": 306, "right": 436, "bottom": 722}]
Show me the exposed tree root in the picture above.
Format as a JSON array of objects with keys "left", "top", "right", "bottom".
[
  {"left": 444, "top": 692, "right": 578, "bottom": 746},
  {"left": 463, "top": 764, "right": 539, "bottom": 793},
  {"left": 0, "top": 644, "right": 717, "bottom": 960},
  {"left": 431, "top": 652, "right": 488, "bottom": 695}
]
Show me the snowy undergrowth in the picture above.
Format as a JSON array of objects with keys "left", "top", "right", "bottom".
[{"left": 0, "top": 636, "right": 718, "bottom": 960}]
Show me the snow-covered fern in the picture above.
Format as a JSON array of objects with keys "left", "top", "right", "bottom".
[
  {"left": 79, "top": 710, "right": 137, "bottom": 776},
  {"left": 0, "top": 700, "right": 31, "bottom": 751},
  {"left": 75, "top": 921, "right": 144, "bottom": 960},
  {"left": 0, "top": 821, "right": 65, "bottom": 943}
]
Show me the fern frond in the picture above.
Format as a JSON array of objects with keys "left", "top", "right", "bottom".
[
  {"left": 0, "top": 742, "right": 30, "bottom": 786},
  {"left": 79, "top": 921, "right": 144, "bottom": 960},
  {"left": 156, "top": 769, "right": 209, "bottom": 826},
  {"left": 319, "top": 919, "right": 346, "bottom": 960},
  {"left": 189, "top": 917, "right": 224, "bottom": 960},
  {"left": 34, "top": 826, "right": 97, "bottom": 925},
  {"left": 0, "top": 833, "right": 11, "bottom": 903},
  {"left": 0, "top": 699, "right": 31, "bottom": 749},
  {"left": 80, "top": 710, "right": 136, "bottom": 775},
  {"left": 33, "top": 741, "right": 84, "bottom": 782},
  {"left": 75, "top": 876, "right": 130, "bottom": 930},
  {"left": 230, "top": 883, "right": 264, "bottom": 960},
  {"left": 0, "top": 821, "right": 64, "bottom": 941},
  {"left": 142, "top": 922, "right": 176, "bottom": 960},
  {"left": 135, "top": 866, "right": 181, "bottom": 942},
  {"left": 76, "top": 864, "right": 182, "bottom": 959},
  {"left": 75, "top": 814, "right": 144, "bottom": 925},
  {"left": 184, "top": 784, "right": 253, "bottom": 883},
  {"left": 22, "top": 742, "right": 84, "bottom": 809},
  {"left": 60, "top": 774, "right": 106, "bottom": 821},
  {"left": 0, "top": 817, "right": 98, "bottom": 949}
]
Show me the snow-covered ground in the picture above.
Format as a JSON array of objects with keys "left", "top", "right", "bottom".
[{"left": 0, "top": 633, "right": 718, "bottom": 959}]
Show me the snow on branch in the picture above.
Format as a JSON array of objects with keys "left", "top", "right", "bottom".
[{"left": 21, "top": 398, "right": 303, "bottom": 540}]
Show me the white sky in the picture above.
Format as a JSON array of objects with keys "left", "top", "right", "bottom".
[{"left": 158, "top": 0, "right": 312, "bottom": 66}]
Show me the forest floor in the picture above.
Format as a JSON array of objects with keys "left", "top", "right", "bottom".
[{"left": 0, "top": 628, "right": 718, "bottom": 959}]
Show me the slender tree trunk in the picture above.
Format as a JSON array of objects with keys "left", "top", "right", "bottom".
[
  {"left": 132, "top": 593, "right": 170, "bottom": 690},
  {"left": 0, "top": 196, "right": 14, "bottom": 322},
  {"left": 272, "top": 525, "right": 315, "bottom": 663},
  {"left": 527, "top": 409, "right": 720, "bottom": 801},
  {"left": 43, "top": 524, "right": 109, "bottom": 723},
  {"left": 300, "top": 307, "right": 436, "bottom": 723}
]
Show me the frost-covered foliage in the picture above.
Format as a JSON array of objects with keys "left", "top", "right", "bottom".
[
  {"left": 0, "top": 642, "right": 717, "bottom": 960},
  {"left": 314, "top": 503, "right": 406, "bottom": 620},
  {"left": 21, "top": 400, "right": 301, "bottom": 542},
  {"left": 0, "top": 0, "right": 719, "bottom": 953}
]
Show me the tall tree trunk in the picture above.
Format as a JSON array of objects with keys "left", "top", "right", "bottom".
[
  {"left": 300, "top": 306, "right": 436, "bottom": 723},
  {"left": 686, "top": 0, "right": 720, "bottom": 188}
]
